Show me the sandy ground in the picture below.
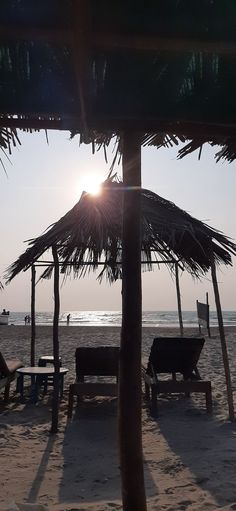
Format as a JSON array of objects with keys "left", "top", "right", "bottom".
[{"left": 1, "top": 325, "right": 236, "bottom": 511}]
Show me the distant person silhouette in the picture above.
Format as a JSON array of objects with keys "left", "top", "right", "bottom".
[
  {"left": 24, "top": 315, "right": 30, "bottom": 325},
  {"left": 67, "top": 313, "right": 71, "bottom": 325}
]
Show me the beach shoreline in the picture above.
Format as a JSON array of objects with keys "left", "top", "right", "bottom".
[{"left": 1, "top": 325, "right": 236, "bottom": 510}]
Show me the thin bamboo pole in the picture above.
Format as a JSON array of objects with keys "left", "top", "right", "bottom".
[
  {"left": 119, "top": 132, "right": 147, "bottom": 511},
  {"left": 206, "top": 292, "right": 211, "bottom": 338},
  {"left": 196, "top": 300, "right": 202, "bottom": 335},
  {"left": 175, "top": 263, "right": 184, "bottom": 336},
  {"left": 211, "top": 261, "right": 234, "bottom": 420},
  {"left": 51, "top": 246, "right": 60, "bottom": 434},
  {"left": 30, "top": 265, "right": 36, "bottom": 366}
]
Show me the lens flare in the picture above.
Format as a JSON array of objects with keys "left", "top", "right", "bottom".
[{"left": 78, "top": 173, "right": 102, "bottom": 196}]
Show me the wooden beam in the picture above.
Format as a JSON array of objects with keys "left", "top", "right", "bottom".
[
  {"left": 1, "top": 23, "right": 236, "bottom": 55},
  {"left": 94, "top": 32, "right": 236, "bottom": 55},
  {"left": 34, "top": 259, "right": 180, "bottom": 266},
  {"left": 1, "top": 115, "right": 236, "bottom": 139},
  {"left": 0, "top": 24, "right": 71, "bottom": 44}
]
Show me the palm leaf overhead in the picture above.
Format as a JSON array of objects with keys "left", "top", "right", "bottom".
[
  {"left": 6, "top": 177, "right": 236, "bottom": 284},
  {"left": 2, "top": 14, "right": 236, "bottom": 163},
  {"left": 0, "top": 128, "right": 21, "bottom": 170}
]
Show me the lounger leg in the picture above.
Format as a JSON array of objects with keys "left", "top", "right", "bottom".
[
  {"left": 151, "top": 385, "right": 158, "bottom": 417},
  {"left": 67, "top": 385, "right": 74, "bottom": 419},
  {"left": 4, "top": 382, "right": 10, "bottom": 403},
  {"left": 206, "top": 385, "right": 213, "bottom": 414}
]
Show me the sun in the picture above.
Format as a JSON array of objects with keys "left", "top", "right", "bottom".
[{"left": 78, "top": 173, "right": 103, "bottom": 196}]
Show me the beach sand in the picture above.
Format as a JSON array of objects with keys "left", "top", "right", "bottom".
[{"left": 1, "top": 325, "right": 236, "bottom": 511}]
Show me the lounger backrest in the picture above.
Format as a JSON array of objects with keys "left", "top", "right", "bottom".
[
  {"left": 0, "top": 352, "right": 10, "bottom": 377},
  {"left": 75, "top": 346, "right": 119, "bottom": 378},
  {"left": 148, "top": 337, "right": 205, "bottom": 378}
]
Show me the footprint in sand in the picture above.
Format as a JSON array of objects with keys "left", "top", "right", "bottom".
[{"left": 178, "top": 499, "right": 194, "bottom": 510}]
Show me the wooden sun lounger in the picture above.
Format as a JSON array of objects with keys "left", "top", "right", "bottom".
[
  {"left": 0, "top": 351, "right": 24, "bottom": 402},
  {"left": 67, "top": 346, "right": 119, "bottom": 418},
  {"left": 142, "top": 337, "right": 212, "bottom": 416}
]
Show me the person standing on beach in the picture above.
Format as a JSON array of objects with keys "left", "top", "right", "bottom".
[{"left": 67, "top": 313, "right": 71, "bottom": 325}]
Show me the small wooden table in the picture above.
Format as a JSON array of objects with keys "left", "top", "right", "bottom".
[{"left": 16, "top": 366, "right": 68, "bottom": 403}]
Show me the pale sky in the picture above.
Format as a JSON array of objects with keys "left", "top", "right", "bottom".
[{"left": 0, "top": 131, "right": 236, "bottom": 312}]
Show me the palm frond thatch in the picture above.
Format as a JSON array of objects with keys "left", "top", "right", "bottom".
[
  {"left": 6, "top": 177, "right": 236, "bottom": 284},
  {"left": 0, "top": 128, "right": 21, "bottom": 171}
]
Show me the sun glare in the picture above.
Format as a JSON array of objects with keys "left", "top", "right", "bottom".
[{"left": 78, "top": 173, "right": 103, "bottom": 197}]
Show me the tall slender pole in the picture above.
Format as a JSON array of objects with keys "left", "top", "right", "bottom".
[
  {"left": 30, "top": 265, "right": 36, "bottom": 366},
  {"left": 119, "top": 132, "right": 147, "bottom": 511},
  {"left": 175, "top": 263, "right": 184, "bottom": 336},
  {"left": 196, "top": 299, "right": 202, "bottom": 335},
  {"left": 51, "top": 245, "right": 60, "bottom": 434},
  {"left": 211, "top": 261, "right": 234, "bottom": 420},
  {"left": 206, "top": 292, "right": 211, "bottom": 338}
]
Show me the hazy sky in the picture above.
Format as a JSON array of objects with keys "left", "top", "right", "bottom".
[{"left": 0, "top": 131, "right": 236, "bottom": 312}]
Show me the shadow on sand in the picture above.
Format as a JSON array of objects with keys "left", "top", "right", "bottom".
[
  {"left": 146, "top": 394, "right": 236, "bottom": 507},
  {"left": 57, "top": 398, "right": 157, "bottom": 508}
]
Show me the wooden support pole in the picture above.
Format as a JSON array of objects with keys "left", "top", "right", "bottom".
[
  {"left": 211, "top": 261, "right": 234, "bottom": 420},
  {"left": 30, "top": 265, "right": 36, "bottom": 366},
  {"left": 51, "top": 246, "right": 60, "bottom": 434},
  {"left": 119, "top": 132, "right": 147, "bottom": 511},
  {"left": 206, "top": 292, "right": 211, "bottom": 338},
  {"left": 196, "top": 299, "right": 202, "bottom": 335},
  {"left": 175, "top": 263, "right": 184, "bottom": 336}
]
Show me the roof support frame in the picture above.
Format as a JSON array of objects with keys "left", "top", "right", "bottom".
[
  {"left": 1, "top": 24, "right": 236, "bottom": 55},
  {"left": 1, "top": 116, "right": 236, "bottom": 139}
]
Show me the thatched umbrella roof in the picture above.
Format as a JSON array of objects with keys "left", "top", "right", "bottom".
[
  {"left": 6, "top": 177, "right": 236, "bottom": 283},
  {"left": 2, "top": 3, "right": 236, "bottom": 162}
]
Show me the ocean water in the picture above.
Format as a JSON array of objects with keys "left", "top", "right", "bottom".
[{"left": 5, "top": 310, "right": 236, "bottom": 327}]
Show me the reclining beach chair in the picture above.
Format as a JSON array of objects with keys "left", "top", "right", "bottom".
[
  {"left": 142, "top": 337, "right": 212, "bottom": 416},
  {"left": 67, "top": 346, "right": 119, "bottom": 418},
  {"left": 0, "top": 351, "right": 23, "bottom": 402}
]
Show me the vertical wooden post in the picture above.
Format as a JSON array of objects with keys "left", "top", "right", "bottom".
[
  {"left": 119, "top": 132, "right": 147, "bottom": 511},
  {"left": 211, "top": 261, "right": 234, "bottom": 420},
  {"left": 30, "top": 265, "right": 36, "bottom": 366},
  {"left": 175, "top": 263, "right": 184, "bottom": 336},
  {"left": 51, "top": 245, "right": 60, "bottom": 434},
  {"left": 196, "top": 299, "right": 201, "bottom": 334},
  {"left": 206, "top": 292, "right": 211, "bottom": 338}
]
